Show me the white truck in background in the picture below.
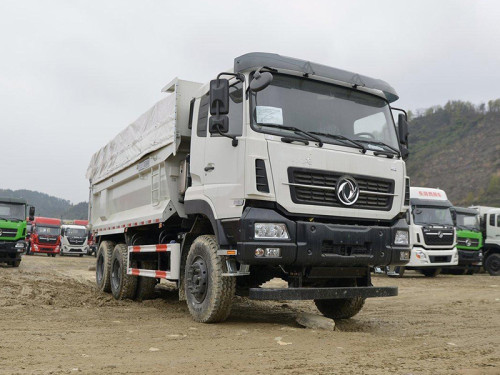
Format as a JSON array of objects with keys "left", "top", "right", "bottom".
[
  {"left": 60, "top": 224, "right": 89, "bottom": 257},
  {"left": 470, "top": 206, "right": 500, "bottom": 276},
  {"left": 403, "top": 187, "right": 458, "bottom": 277},
  {"left": 87, "top": 52, "right": 412, "bottom": 323}
]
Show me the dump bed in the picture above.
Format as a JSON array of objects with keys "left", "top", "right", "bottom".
[{"left": 87, "top": 78, "right": 202, "bottom": 235}]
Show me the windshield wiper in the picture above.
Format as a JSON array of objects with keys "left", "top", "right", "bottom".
[
  {"left": 309, "top": 132, "right": 367, "bottom": 153},
  {"left": 356, "top": 139, "right": 401, "bottom": 157},
  {"left": 256, "top": 123, "right": 323, "bottom": 147},
  {"left": 0, "top": 216, "right": 21, "bottom": 222}
]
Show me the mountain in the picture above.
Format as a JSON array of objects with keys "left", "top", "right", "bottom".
[
  {"left": 0, "top": 189, "right": 88, "bottom": 220},
  {"left": 406, "top": 99, "right": 500, "bottom": 207}
]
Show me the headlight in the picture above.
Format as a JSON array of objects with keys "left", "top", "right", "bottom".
[
  {"left": 254, "top": 223, "right": 289, "bottom": 239},
  {"left": 15, "top": 241, "right": 25, "bottom": 249},
  {"left": 394, "top": 230, "right": 409, "bottom": 245}
]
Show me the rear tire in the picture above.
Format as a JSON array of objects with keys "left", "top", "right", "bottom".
[
  {"left": 484, "top": 253, "right": 500, "bottom": 276},
  {"left": 314, "top": 279, "right": 365, "bottom": 320},
  {"left": 421, "top": 268, "right": 441, "bottom": 277},
  {"left": 185, "top": 235, "right": 235, "bottom": 323},
  {"left": 135, "top": 261, "right": 157, "bottom": 301},
  {"left": 110, "top": 243, "right": 137, "bottom": 300},
  {"left": 96, "top": 240, "right": 115, "bottom": 293}
]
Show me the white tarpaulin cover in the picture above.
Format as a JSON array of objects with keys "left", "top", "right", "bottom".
[{"left": 86, "top": 93, "right": 176, "bottom": 183}]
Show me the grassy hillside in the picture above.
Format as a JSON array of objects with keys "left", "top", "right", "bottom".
[
  {"left": 407, "top": 99, "right": 500, "bottom": 207},
  {"left": 0, "top": 189, "right": 88, "bottom": 220}
]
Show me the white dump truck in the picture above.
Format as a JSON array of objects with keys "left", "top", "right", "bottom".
[
  {"left": 60, "top": 224, "right": 89, "bottom": 257},
  {"left": 87, "top": 52, "right": 412, "bottom": 323},
  {"left": 404, "top": 187, "right": 458, "bottom": 277},
  {"left": 470, "top": 206, "right": 500, "bottom": 276}
]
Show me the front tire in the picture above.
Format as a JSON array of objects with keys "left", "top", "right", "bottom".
[
  {"left": 484, "top": 253, "right": 500, "bottom": 276},
  {"left": 314, "top": 279, "right": 365, "bottom": 320},
  {"left": 184, "top": 235, "right": 235, "bottom": 323},
  {"left": 12, "top": 260, "right": 21, "bottom": 267},
  {"left": 110, "top": 243, "right": 137, "bottom": 300},
  {"left": 421, "top": 268, "right": 441, "bottom": 277},
  {"left": 96, "top": 240, "right": 115, "bottom": 293}
]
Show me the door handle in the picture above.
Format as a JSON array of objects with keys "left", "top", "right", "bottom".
[{"left": 204, "top": 164, "right": 215, "bottom": 172}]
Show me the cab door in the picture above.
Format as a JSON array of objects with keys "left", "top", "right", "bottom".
[
  {"left": 203, "top": 81, "right": 245, "bottom": 219},
  {"left": 487, "top": 212, "right": 500, "bottom": 241}
]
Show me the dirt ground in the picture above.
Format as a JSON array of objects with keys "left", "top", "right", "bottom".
[{"left": 0, "top": 255, "right": 499, "bottom": 375}]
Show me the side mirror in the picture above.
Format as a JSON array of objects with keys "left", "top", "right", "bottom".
[
  {"left": 209, "top": 79, "right": 229, "bottom": 115},
  {"left": 250, "top": 71, "right": 273, "bottom": 92},
  {"left": 451, "top": 210, "right": 457, "bottom": 225},
  {"left": 29, "top": 206, "right": 35, "bottom": 221},
  {"left": 398, "top": 114, "right": 410, "bottom": 160},
  {"left": 398, "top": 114, "right": 409, "bottom": 145}
]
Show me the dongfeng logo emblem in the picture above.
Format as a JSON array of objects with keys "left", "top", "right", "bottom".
[
  {"left": 0, "top": 229, "right": 2, "bottom": 236},
  {"left": 465, "top": 238, "right": 471, "bottom": 247},
  {"left": 336, "top": 176, "right": 359, "bottom": 206},
  {"left": 438, "top": 231, "right": 443, "bottom": 238}
]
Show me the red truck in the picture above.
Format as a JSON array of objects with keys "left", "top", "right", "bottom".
[{"left": 29, "top": 217, "right": 61, "bottom": 257}]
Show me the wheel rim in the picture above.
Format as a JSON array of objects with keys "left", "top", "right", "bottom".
[
  {"left": 111, "top": 258, "right": 121, "bottom": 291},
  {"left": 96, "top": 253, "right": 104, "bottom": 284},
  {"left": 186, "top": 255, "right": 208, "bottom": 303},
  {"left": 489, "top": 256, "right": 500, "bottom": 273}
]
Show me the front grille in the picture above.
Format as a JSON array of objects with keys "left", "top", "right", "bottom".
[
  {"left": 0, "top": 228, "right": 18, "bottom": 237},
  {"left": 321, "top": 240, "right": 371, "bottom": 256},
  {"left": 423, "top": 229, "right": 454, "bottom": 246},
  {"left": 38, "top": 236, "right": 58, "bottom": 244},
  {"left": 457, "top": 238, "right": 480, "bottom": 247},
  {"left": 288, "top": 168, "right": 394, "bottom": 211},
  {"left": 429, "top": 255, "right": 452, "bottom": 263},
  {"left": 68, "top": 237, "right": 85, "bottom": 245}
]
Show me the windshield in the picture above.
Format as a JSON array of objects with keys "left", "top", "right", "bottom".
[
  {"left": 66, "top": 228, "right": 87, "bottom": 237},
  {"left": 36, "top": 226, "right": 60, "bottom": 236},
  {"left": 0, "top": 203, "right": 25, "bottom": 221},
  {"left": 250, "top": 74, "right": 399, "bottom": 150},
  {"left": 456, "top": 213, "right": 480, "bottom": 231},
  {"left": 413, "top": 206, "right": 454, "bottom": 226}
]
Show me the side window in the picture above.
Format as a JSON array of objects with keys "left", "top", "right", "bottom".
[
  {"left": 197, "top": 93, "right": 209, "bottom": 137},
  {"left": 490, "top": 213, "right": 495, "bottom": 226},
  {"left": 497, "top": 214, "right": 500, "bottom": 227},
  {"left": 211, "top": 82, "right": 243, "bottom": 138}
]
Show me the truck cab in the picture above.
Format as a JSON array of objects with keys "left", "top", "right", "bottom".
[
  {"left": 30, "top": 217, "right": 61, "bottom": 257},
  {"left": 448, "top": 207, "right": 483, "bottom": 274},
  {"left": 0, "top": 198, "right": 33, "bottom": 267},
  {"left": 470, "top": 206, "right": 500, "bottom": 276},
  {"left": 60, "top": 224, "right": 89, "bottom": 257},
  {"left": 406, "top": 187, "right": 458, "bottom": 276}
]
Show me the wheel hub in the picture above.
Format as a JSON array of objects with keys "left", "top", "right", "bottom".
[
  {"left": 187, "top": 256, "right": 208, "bottom": 303},
  {"left": 96, "top": 254, "right": 104, "bottom": 284},
  {"left": 490, "top": 257, "right": 500, "bottom": 272},
  {"left": 111, "top": 258, "right": 121, "bottom": 291}
]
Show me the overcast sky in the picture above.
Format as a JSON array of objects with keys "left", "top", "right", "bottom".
[{"left": 2, "top": 0, "right": 500, "bottom": 203}]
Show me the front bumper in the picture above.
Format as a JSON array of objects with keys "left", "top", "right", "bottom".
[
  {"left": 0, "top": 241, "right": 23, "bottom": 262},
  {"left": 61, "top": 245, "right": 88, "bottom": 255},
  {"left": 236, "top": 207, "right": 410, "bottom": 267},
  {"left": 31, "top": 243, "right": 59, "bottom": 254},
  {"left": 406, "top": 246, "right": 459, "bottom": 268},
  {"left": 457, "top": 249, "right": 483, "bottom": 266},
  {"left": 249, "top": 285, "right": 398, "bottom": 300}
]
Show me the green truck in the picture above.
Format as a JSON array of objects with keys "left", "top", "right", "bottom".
[
  {"left": 0, "top": 198, "right": 35, "bottom": 267},
  {"left": 449, "top": 207, "right": 483, "bottom": 274}
]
